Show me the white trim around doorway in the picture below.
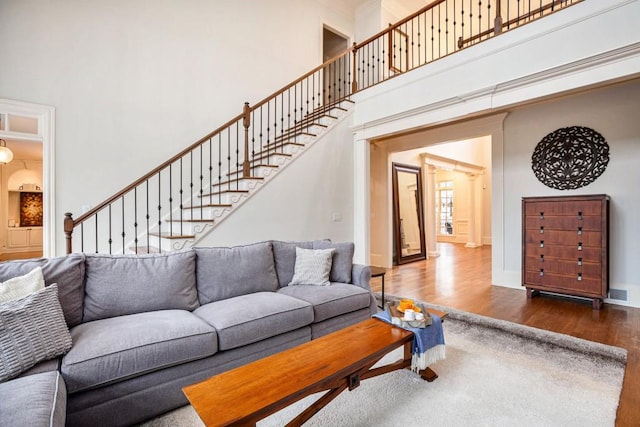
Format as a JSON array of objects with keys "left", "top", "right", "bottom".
[{"left": 0, "top": 98, "right": 56, "bottom": 257}]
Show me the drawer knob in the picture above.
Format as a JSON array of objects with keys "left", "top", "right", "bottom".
[
  {"left": 577, "top": 227, "right": 582, "bottom": 235},
  {"left": 578, "top": 242, "right": 583, "bottom": 251},
  {"left": 578, "top": 211, "right": 583, "bottom": 220},
  {"left": 539, "top": 269, "right": 544, "bottom": 277},
  {"left": 577, "top": 257, "right": 582, "bottom": 266},
  {"left": 540, "top": 212, "right": 544, "bottom": 220},
  {"left": 539, "top": 226, "right": 544, "bottom": 234},
  {"left": 540, "top": 240, "right": 544, "bottom": 248},
  {"left": 540, "top": 255, "right": 544, "bottom": 263},
  {"left": 577, "top": 273, "right": 582, "bottom": 281}
]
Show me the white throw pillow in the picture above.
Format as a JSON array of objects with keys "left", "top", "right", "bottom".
[
  {"left": 288, "top": 247, "right": 335, "bottom": 286},
  {"left": 0, "top": 267, "right": 45, "bottom": 303}
]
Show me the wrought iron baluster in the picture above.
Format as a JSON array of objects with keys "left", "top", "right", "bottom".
[
  {"left": 121, "top": 196, "right": 125, "bottom": 253},
  {"left": 146, "top": 181, "right": 150, "bottom": 252},
  {"left": 108, "top": 205, "right": 112, "bottom": 254},
  {"left": 157, "top": 171, "right": 161, "bottom": 252},
  {"left": 169, "top": 164, "right": 173, "bottom": 237},
  {"left": 134, "top": 188, "right": 138, "bottom": 253},
  {"left": 217, "top": 133, "right": 222, "bottom": 205}
]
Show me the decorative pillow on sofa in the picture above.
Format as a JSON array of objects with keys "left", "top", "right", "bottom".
[
  {"left": 83, "top": 250, "right": 199, "bottom": 322},
  {"left": 289, "top": 247, "right": 335, "bottom": 286},
  {"left": 0, "top": 284, "right": 72, "bottom": 382},
  {"left": 312, "top": 241, "right": 355, "bottom": 283},
  {"left": 271, "top": 240, "right": 316, "bottom": 287},
  {"left": 0, "top": 267, "right": 45, "bottom": 303}
]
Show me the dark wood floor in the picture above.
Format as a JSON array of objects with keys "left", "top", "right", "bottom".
[{"left": 370, "top": 243, "right": 640, "bottom": 426}]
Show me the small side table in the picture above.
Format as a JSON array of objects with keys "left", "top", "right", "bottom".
[{"left": 369, "top": 266, "right": 387, "bottom": 309}]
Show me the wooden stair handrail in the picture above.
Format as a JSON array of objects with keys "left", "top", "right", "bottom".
[
  {"left": 457, "top": 0, "right": 583, "bottom": 48},
  {"left": 250, "top": 50, "right": 352, "bottom": 111},
  {"left": 353, "top": 0, "right": 447, "bottom": 51},
  {"left": 70, "top": 112, "right": 244, "bottom": 226}
]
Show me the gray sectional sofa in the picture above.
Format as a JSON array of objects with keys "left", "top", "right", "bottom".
[{"left": 0, "top": 240, "right": 375, "bottom": 426}]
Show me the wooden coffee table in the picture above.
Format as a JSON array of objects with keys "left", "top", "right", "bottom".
[{"left": 183, "top": 317, "right": 434, "bottom": 426}]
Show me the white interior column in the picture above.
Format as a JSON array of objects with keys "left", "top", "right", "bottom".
[
  {"left": 353, "top": 134, "right": 371, "bottom": 264},
  {"left": 465, "top": 173, "right": 479, "bottom": 248},
  {"left": 423, "top": 163, "right": 439, "bottom": 257}
]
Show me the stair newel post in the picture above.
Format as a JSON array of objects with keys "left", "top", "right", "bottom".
[
  {"left": 243, "top": 102, "right": 251, "bottom": 178},
  {"left": 64, "top": 212, "right": 75, "bottom": 254},
  {"left": 351, "top": 42, "right": 358, "bottom": 93},
  {"left": 494, "top": 0, "right": 503, "bottom": 35}
]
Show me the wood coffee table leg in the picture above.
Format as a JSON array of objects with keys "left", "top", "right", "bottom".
[{"left": 419, "top": 367, "right": 439, "bottom": 382}]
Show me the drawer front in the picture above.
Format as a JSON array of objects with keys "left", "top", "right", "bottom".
[
  {"left": 525, "top": 243, "right": 602, "bottom": 262},
  {"left": 524, "top": 256, "right": 601, "bottom": 277},
  {"left": 524, "top": 200, "right": 603, "bottom": 217},
  {"left": 524, "top": 230, "right": 601, "bottom": 247},
  {"left": 524, "top": 215, "right": 602, "bottom": 232},
  {"left": 524, "top": 271, "right": 603, "bottom": 296}
]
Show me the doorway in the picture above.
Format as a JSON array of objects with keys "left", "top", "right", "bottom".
[
  {"left": 0, "top": 99, "right": 55, "bottom": 259},
  {"left": 322, "top": 26, "right": 349, "bottom": 105}
]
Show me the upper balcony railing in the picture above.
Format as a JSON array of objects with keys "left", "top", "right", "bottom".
[{"left": 64, "top": 0, "right": 582, "bottom": 254}]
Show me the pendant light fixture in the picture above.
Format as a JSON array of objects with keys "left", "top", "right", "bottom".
[{"left": 0, "top": 139, "right": 14, "bottom": 164}]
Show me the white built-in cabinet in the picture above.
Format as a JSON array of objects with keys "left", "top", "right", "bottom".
[{"left": 6, "top": 227, "right": 43, "bottom": 251}]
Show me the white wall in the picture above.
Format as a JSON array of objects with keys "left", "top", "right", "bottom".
[
  {"left": 501, "top": 80, "right": 640, "bottom": 306},
  {"left": 0, "top": 0, "right": 357, "bottom": 254}
]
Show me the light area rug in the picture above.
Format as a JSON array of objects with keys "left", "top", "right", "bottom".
[{"left": 141, "top": 307, "right": 626, "bottom": 427}]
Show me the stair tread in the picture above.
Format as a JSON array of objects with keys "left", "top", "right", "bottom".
[
  {"left": 211, "top": 176, "right": 264, "bottom": 187},
  {"left": 227, "top": 165, "right": 279, "bottom": 177},
  {"left": 182, "top": 203, "right": 233, "bottom": 209},
  {"left": 165, "top": 218, "right": 215, "bottom": 223},
  {"left": 262, "top": 141, "right": 305, "bottom": 150},
  {"left": 271, "top": 131, "right": 316, "bottom": 144},
  {"left": 149, "top": 232, "right": 195, "bottom": 239},
  {"left": 199, "top": 189, "right": 249, "bottom": 198}
]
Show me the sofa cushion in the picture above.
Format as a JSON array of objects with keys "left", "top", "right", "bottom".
[
  {"left": 0, "top": 371, "right": 67, "bottom": 427},
  {"left": 0, "top": 285, "right": 72, "bottom": 382},
  {"left": 277, "top": 283, "right": 371, "bottom": 323},
  {"left": 0, "top": 254, "right": 86, "bottom": 327},
  {"left": 312, "top": 241, "right": 355, "bottom": 284},
  {"left": 195, "top": 242, "right": 280, "bottom": 304},
  {"left": 289, "top": 247, "right": 335, "bottom": 286},
  {"left": 194, "top": 292, "right": 314, "bottom": 351},
  {"left": 271, "top": 240, "right": 315, "bottom": 287},
  {"left": 83, "top": 250, "right": 199, "bottom": 322},
  {"left": 61, "top": 310, "right": 217, "bottom": 394},
  {"left": 0, "top": 266, "right": 44, "bottom": 303}
]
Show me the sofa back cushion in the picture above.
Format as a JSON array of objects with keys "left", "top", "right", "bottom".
[
  {"left": 195, "top": 241, "right": 279, "bottom": 304},
  {"left": 0, "top": 254, "right": 86, "bottom": 327},
  {"left": 312, "top": 241, "right": 355, "bottom": 283},
  {"left": 83, "top": 250, "right": 199, "bottom": 322},
  {"left": 271, "top": 240, "right": 315, "bottom": 287}
]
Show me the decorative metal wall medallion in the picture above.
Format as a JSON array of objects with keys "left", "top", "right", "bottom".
[{"left": 531, "top": 126, "right": 609, "bottom": 190}]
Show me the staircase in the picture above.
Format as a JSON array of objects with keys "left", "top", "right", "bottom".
[
  {"left": 142, "top": 100, "right": 354, "bottom": 253},
  {"left": 64, "top": 0, "right": 580, "bottom": 255}
]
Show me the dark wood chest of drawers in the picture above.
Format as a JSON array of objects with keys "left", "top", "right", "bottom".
[{"left": 522, "top": 195, "right": 609, "bottom": 309}]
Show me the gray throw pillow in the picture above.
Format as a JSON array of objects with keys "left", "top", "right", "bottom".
[
  {"left": 83, "top": 250, "right": 199, "bottom": 322},
  {"left": 289, "top": 247, "right": 335, "bottom": 286},
  {"left": 0, "top": 284, "right": 72, "bottom": 382}
]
